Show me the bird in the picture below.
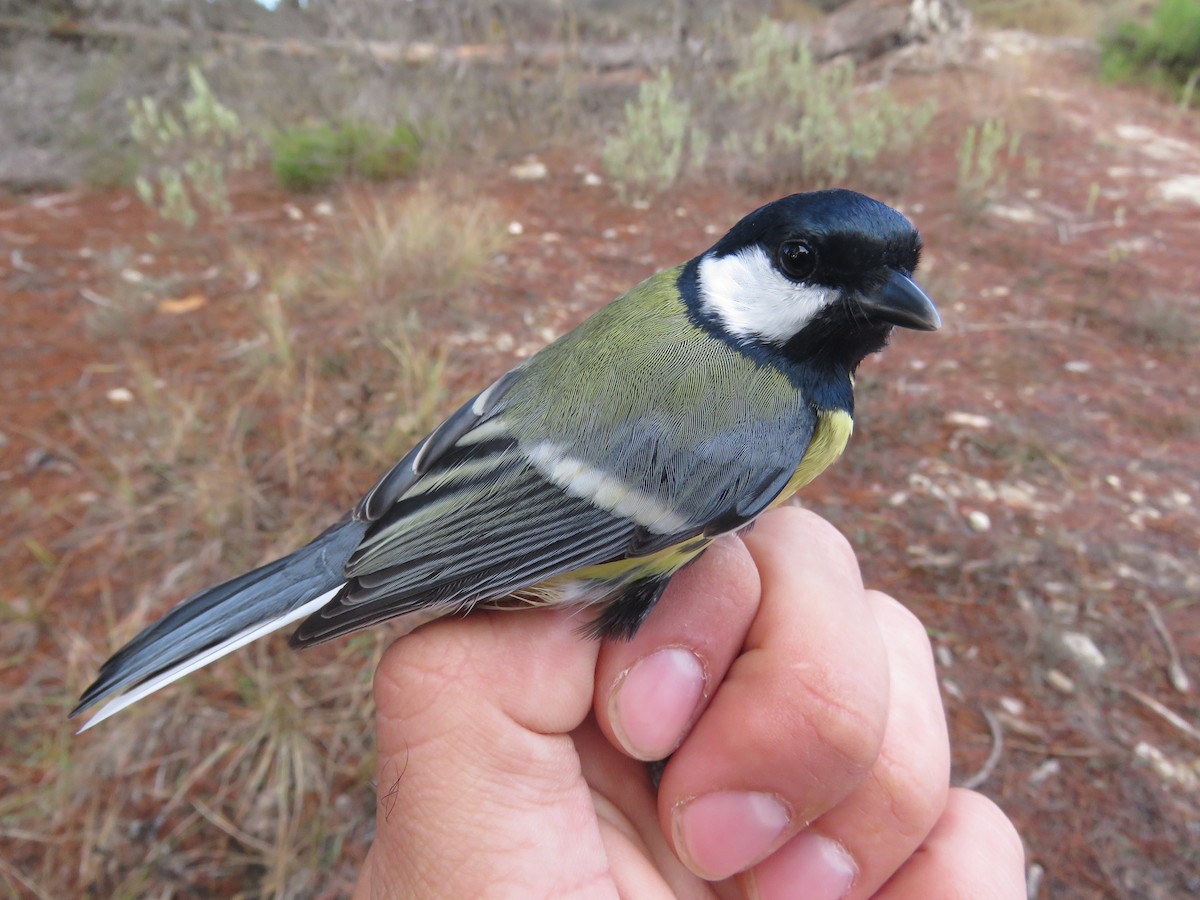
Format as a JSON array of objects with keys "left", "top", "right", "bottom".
[{"left": 72, "top": 188, "right": 940, "bottom": 730}]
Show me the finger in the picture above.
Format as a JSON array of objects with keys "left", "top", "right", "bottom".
[
  {"left": 875, "top": 789, "right": 1026, "bottom": 900},
  {"left": 657, "top": 507, "right": 891, "bottom": 882},
  {"left": 570, "top": 717, "right": 707, "bottom": 900},
  {"left": 594, "top": 531, "right": 762, "bottom": 760},
  {"left": 355, "top": 608, "right": 607, "bottom": 898},
  {"left": 741, "top": 591, "right": 950, "bottom": 900}
]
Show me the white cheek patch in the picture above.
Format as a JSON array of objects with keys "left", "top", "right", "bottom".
[{"left": 697, "top": 246, "right": 837, "bottom": 344}]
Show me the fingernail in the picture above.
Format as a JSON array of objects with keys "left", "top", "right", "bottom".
[
  {"left": 609, "top": 647, "right": 706, "bottom": 760},
  {"left": 747, "top": 832, "right": 857, "bottom": 900},
  {"left": 674, "top": 791, "right": 791, "bottom": 880}
]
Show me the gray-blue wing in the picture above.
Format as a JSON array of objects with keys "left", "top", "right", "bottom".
[{"left": 292, "top": 370, "right": 816, "bottom": 646}]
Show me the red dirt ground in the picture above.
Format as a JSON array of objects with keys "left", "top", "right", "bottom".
[{"left": 2, "top": 37, "right": 1198, "bottom": 898}]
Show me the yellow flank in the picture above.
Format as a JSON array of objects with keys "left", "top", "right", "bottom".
[
  {"left": 770, "top": 407, "right": 854, "bottom": 507},
  {"left": 568, "top": 535, "right": 711, "bottom": 583}
]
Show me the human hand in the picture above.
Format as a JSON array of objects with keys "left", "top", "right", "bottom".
[{"left": 353, "top": 507, "right": 1024, "bottom": 898}]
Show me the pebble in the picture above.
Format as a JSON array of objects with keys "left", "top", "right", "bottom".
[
  {"left": 1046, "top": 669, "right": 1076, "bottom": 694},
  {"left": 1061, "top": 632, "right": 1107, "bottom": 671},
  {"left": 1158, "top": 174, "right": 1200, "bottom": 206},
  {"left": 510, "top": 158, "right": 548, "bottom": 181},
  {"left": 946, "top": 411, "right": 992, "bottom": 429},
  {"left": 1028, "top": 759, "right": 1061, "bottom": 787},
  {"left": 1000, "top": 696, "right": 1025, "bottom": 716},
  {"left": 941, "top": 678, "right": 964, "bottom": 701}
]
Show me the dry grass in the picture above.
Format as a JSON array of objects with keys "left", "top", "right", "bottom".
[
  {"left": 339, "top": 184, "right": 508, "bottom": 312},
  {"left": 963, "top": 0, "right": 1147, "bottom": 37},
  {"left": 0, "top": 179, "right": 507, "bottom": 897},
  {"left": 7, "top": 634, "right": 383, "bottom": 895}
]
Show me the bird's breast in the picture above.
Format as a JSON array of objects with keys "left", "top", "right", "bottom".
[{"left": 772, "top": 407, "right": 854, "bottom": 505}]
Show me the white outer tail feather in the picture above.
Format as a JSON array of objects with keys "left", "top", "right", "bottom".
[{"left": 78, "top": 585, "right": 344, "bottom": 732}]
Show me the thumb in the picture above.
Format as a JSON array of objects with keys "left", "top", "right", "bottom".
[{"left": 354, "top": 608, "right": 609, "bottom": 898}]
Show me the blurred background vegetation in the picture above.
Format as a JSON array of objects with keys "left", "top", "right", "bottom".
[{"left": 1, "top": 0, "right": 1191, "bottom": 194}]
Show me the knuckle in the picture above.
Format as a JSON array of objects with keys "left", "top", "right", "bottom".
[
  {"left": 949, "top": 788, "right": 1025, "bottom": 866},
  {"left": 870, "top": 591, "right": 935, "bottom": 662},
  {"left": 873, "top": 742, "right": 950, "bottom": 841},
  {"left": 778, "top": 506, "right": 859, "bottom": 569},
  {"left": 375, "top": 628, "right": 473, "bottom": 718},
  {"left": 788, "top": 660, "right": 889, "bottom": 778}
]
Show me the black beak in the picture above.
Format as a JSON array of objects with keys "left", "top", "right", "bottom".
[{"left": 859, "top": 271, "right": 941, "bottom": 332}]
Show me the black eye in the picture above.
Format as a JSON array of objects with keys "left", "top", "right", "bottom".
[{"left": 778, "top": 239, "right": 817, "bottom": 282}]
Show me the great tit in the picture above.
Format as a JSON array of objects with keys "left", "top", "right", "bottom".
[{"left": 73, "top": 188, "right": 940, "bottom": 730}]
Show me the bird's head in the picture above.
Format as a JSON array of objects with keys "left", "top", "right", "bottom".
[{"left": 687, "top": 189, "right": 940, "bottom": 375}]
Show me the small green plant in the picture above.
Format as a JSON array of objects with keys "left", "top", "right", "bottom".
[
  {"left": 343, "top": 121, "right": 422, "bottom": 181},
  {"left": 956, "top": 119, "right": 1021, "bottom": 213},
  {"left": 269, "top": 125, "right": 343, "bottom": 192},
  {"left": 129, "top": 65, "right": 258, "bottom": 228},
  {"left": 719, "top": 20, "right": 934, "bottom": 190},
  {"left": 602, "top": 69, "right": 707, "bottom": 203},
  {"left": 1101, "top": 0, "right": 1200, "bottom": 102},
  {"left": 270, "top": 121, "right": 422, "bottom": 192}
]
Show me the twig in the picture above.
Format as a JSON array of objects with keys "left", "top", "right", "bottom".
[
  {"left": 1118, "top": 685, "right": 1200, "bottom": 746},
  {"left": 0, "top": 856, "right": 55, "bottom": 900},
  {"left": 79, "top": 287, "right": 115, "bottom": 307},
  {"left": 190, "top": 798, "right": 273, "bottom": 855},
  {"left": 1138, "top": 597, "right": 1190, "bottom": 693},
  {"left": 1005, "top": 739, "right": 1102, "bottom": 758},
  {"left": 960, "top": 707, "right": 1004, "bottom": 789}
]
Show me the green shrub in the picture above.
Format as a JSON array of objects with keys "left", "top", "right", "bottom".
[
  {"left": 602, "top": 69, "right": 707, "bottom": 204},
  {"left": 342, "top": 122, "right": 422, "bottom": 181},
  {"left": 270, "top": 121, "right": 422, "bottom": 192},
  {"left": 270, "top": 125, "right": 344, "bottom": 192},
  {"left": 1101, "top": 0, "right": 1200, "bottom": 101},
  {"left": 957, "top": 118, "right": 1021, "bottom": 214},
  {"left": 719, "top": 20, "right": 935, "bottom": 190},
  {"left": 128, "top": 64, "right": 258, "bottom": 228}
]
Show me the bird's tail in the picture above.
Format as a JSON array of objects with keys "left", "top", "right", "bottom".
[{"left": 71, "top": 518, "right": 367, "bottom": 731}]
